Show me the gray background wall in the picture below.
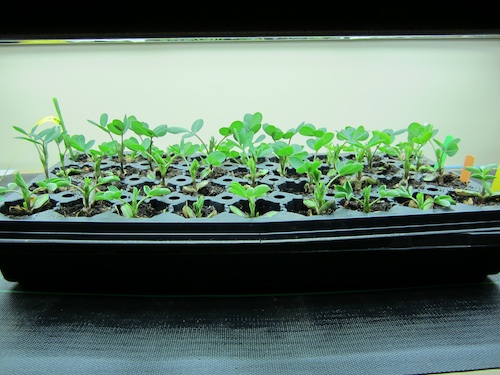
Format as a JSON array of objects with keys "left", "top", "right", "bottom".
[{"left": 1, "top": 37, "right": 499, "bottom": 173}]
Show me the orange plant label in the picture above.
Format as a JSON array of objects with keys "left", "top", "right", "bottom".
[{"left": 459, "top": 155, "right": 475, "bottom": 183}]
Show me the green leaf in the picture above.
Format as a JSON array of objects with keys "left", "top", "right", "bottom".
[
  {"left": 263, "top": 123, "right": 277, "bottom": 135},
  {"left": 149, "top": 187, "right": 172, "bottom": 197},
  {"left": 131, "top": 121, "right": 150, "bottom": 136},
  {"left": 254, "top": 134, "right": 266, "bottom": 144},
  {"left": 182, "top": 204, "right": 195, "bottom": 218},
  {"left": 244, "top": 186, "right": 255, "bottom": 197},
  {"left": 40, "top": 126, "right": 62, "bottom": 143},
  {"left": 95, "top": 186, "right": 122, "bottom": 201},
  {"left": 207, "top": 150, "right": 226, "bottom": 166},
  {"left": 69, "top": 134, "right": 95, "bottom": 153},
  {"left": 277, "top": 145, "right": 295, "bottom": 157},
  {"left": 337, "top": 162, "right": 363, "bottom": 176},
  {"left": 12, "top": 126, "right": 30, "bottom": 137},
  {"left": 120, "top": 204, "right": 135, "bottom": 218},
  {"left": 303, "top": 199, "right": 317, "bottom": 209},
  {"left": 14, "top": 136, "right": 39, "bottom": 145},
  {"left": 108, "top": 120, "right": 127, "bottom": 135},
  {"left": 434, "top": 195, "right": 456, "bottom": 207},
  {"left": 261, "top": 210, "right": 279, "bottom": 218},
  {"left": 197, "top": 180, "right": 210, "bottom": 190},
  {"left": 253, "top": 184, "right": 271, "bottom": 198},
  {"left": 191, "top": 119, "right": 204, "bottom": 133},
  {"left": 246, "top": 112, "right": 263, "bottom": 132},
  {"left": 299, "top": 123, "right": 317, "bottom": 137},
  {"left": 229, "top": 205, "right": 248, "bottom": 218},
  {"left": 306, "top": 138, "right": 316, "bottom": 151},
  {"left": 143, "top": 185, "right": 151, "bottom": 196},
  {"left": 312, "top": 132, "right": 334, "bottom": 151},
  {"left": 228, "top": 182, "right": 248, "bottom": 197},
  {"left": 14, "top": 172, "right": 29, "bottom": 191},
  {"left": 45, "top": 182, "right": 57, "bottom": 192},
  {"left": 99, "top": 175, "right": 121, "bottom": 185},
  {"left": 378, "top": 185, "right": 398, "bottom": 198},
  {"left": 319, "top": 199, "right": 336, "bottom": 213},
  {"left": 32, "top": 194, "right": 50, "bottom": 210},
  {"left": 100, "top": 113, "right": 109, "bottom": 127},
  {"left": 408, "top": 122, "right": 437, "bottom": 145},
  {"left": 124, "top": 137, "right": 145, "bottom": 152},
  {"left": 153, "top": 124, "right": 169, "bottom": 137},
  {"left": 219, "top": 127, "right": 231, "bottom": 136}
]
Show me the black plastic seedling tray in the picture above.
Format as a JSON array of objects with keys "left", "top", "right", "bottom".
[{"left": 1, "top": 157, "right": 499, "bottom": 294}]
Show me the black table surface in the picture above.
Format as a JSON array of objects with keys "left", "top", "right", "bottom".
[{"left": 0, "top": 271, "right": 499, "bottom": 375}]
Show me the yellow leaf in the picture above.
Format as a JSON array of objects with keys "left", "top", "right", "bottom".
[{"left": 35, "top": 116, "right": 60, "bottom": 126}]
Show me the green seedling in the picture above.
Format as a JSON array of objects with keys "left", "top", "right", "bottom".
[
  {"left": 212, "top": 127, "right": 238, "bottom": 160},
  {"left": 334, "top": 182, "right": 396, "bottom": 214},
  {"left": 302, "top": 179, "right": 336, "bottom": 215},
  {"left": 407, "top": 122, "right": 438, "bottom": 170},
  {"left": 130, "top": 120, "right": 185, "bottom": 170},
  {"left": 54, "top": 132, "right": 84, "bottom": 177},
  {"left": 123, "top": 137, "right": 175, "bottom": 185},
  {"left": 52, "top": 97, "right": 77, "bottom": 161},
  {"left": 52, "top": 98, "right": 79, "bottom": 173},
  {"left": 96, "top": 185, "right": 171, "bottom": 218},
  {"left": 364, "top": 129, "right": 404, "bottom": 170},
  {"left": 290, "top": 158, "right": 323, "bottom": 193},
  {"left": 99, "top": 138, "right": 120, "bottom": 155},
  {"left": 13, "top": 117, "right": 62, "bottom": 179},
  {"left": 388, "top": 123, "right": 437, "bottom": 185},
  {"left": 200, "top": 150, "right": 227, "bottom": 178},
  {"left": 221, "top": 112, "right": 272, "bottom": 164},
  {"left": 0, "top": 172, "right": 70, "bottom": 214},
  {"left": 169, "top": 139, "right": 206, "bottom": 194},
  {"left": 67, "top": 175, "right": 121, "bottom": 215},
  {"left": 299, "top": 123, "right": 335, "bottom": 159},
  {"left": 336, "top": 125, "right": 370, "bottom": 163},
  {"left": 302, "top": 160, "right": 364, "bottom": 215},
  {"left": 123, "top": 136, "right": 160, "bottom": 166},
  {"left": 181, "top": 119, "right": 214, "bottom": 155},
  {"left": 455, "top": 163, "right": 500, "bottom": 202},
  {"left": 66, "top": 134, "right": 98, "bottom": 177},
  {"left": 88, "top": 113, "right": 139, "bottom": 174},
  {"left": 329, "top": 126, "right": 398, "bottom": 183},
  {"left": 228, "top": 181, "right": 278, "bottom": 218},
  {"left": 151, "top": 150, "right": 175, "bottom": 187},
  {"left": 184, "top": 158, "right": 209, "bottom": 194},
  {"left": 392, "top": 141, "right": 414, "bottom": 186},
  {"left": 214, "top": 139, "right": 240, "bottom": 163},
  {"left": 263, "top": 122, "right": 308, "bottom": 176},
  {"left": 430, "top": 135, "right": 461, "bottom": 185},
  {"left": 375, "top": 128, "right": 407, "bottom": 158},
  {"left": 182, "top": 118, "right": 245, "bottom": 157},
  {"left": 335, "top": 126, "right": 401, "bottom": 167},
  {"left": 244, "top": 157, "right": 268, "bottom": 187},
  {"left": 269, "top": 141, "right": 308, "bottom": 177},
  {"left": 388, "top": 185, "right": 456, "bottom": 210},
  {"left": 263, "top": 122, "right": 300, "bottom": 144},
  {"left": 335, "top": 126, "right": 373, "bottom": 186},
  {"left": 324, "top": 127, "right": 355, "bottom": 168},
  {"left": 182, "top": 195, "right": 218, "bottom": 219}
]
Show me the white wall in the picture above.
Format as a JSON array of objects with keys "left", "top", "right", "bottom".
[{"left": 1, "top": 38, "right": 499, "bottom": 173}]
